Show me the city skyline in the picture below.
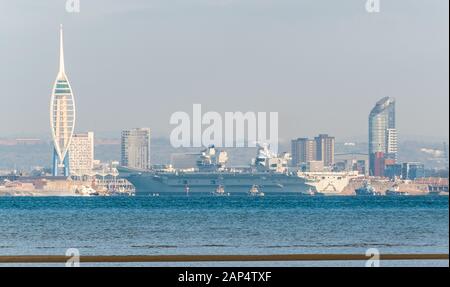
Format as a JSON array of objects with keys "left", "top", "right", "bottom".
[
  {"left": 0, "top": 1, "right": 448, "bottom": 271},
  {"left": 0, "top": 0, "right": 448, "bottom": 142}
]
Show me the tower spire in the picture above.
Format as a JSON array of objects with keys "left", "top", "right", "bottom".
[
  {"left": 51, "top": 24, "right": 76, "bottom": 176},
  {"left": 59, "top": 24, "right": 65, "bottom": 75}
]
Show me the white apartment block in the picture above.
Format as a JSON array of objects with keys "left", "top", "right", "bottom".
[
  {"left": 386, "top": 128, "right": 398, "bottom": 160},
  {"left": 69, "top": 132, "right": 94, "bottom": 175}
]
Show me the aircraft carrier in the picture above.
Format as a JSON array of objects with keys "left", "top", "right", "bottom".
[
  {"left": 118, "top": 145, "right": 366, "bottom": 195},
  {"left": 119, "top": 145, "right": 310, "bottom": 195}
]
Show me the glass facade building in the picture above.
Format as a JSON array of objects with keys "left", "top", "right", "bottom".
[
  {"left": 401, "top": 162, "right": 425, "bottom": 180},
  {"left": 121, "top": 128, "right": 151, "bottom": 170},
  {"left": 368, "top": 97, "right": 396, "bottom": 176}
]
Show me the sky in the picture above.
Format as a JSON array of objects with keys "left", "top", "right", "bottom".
[{"left": 0, "top": 0, "right": 448, "bottom": 142}]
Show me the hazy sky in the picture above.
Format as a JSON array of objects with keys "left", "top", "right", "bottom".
[{"left": 0, "top": 0, "right": 448, "bottom": 142}]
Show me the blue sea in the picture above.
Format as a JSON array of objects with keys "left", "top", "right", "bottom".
[{"left": 0, "top": 194, "right": 448, "bottom": 267}]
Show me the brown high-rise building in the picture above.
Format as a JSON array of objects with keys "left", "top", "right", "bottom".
[
  {"left": 291, "top": 134, "right": 335, "bottom": 167},
  {"left": 315, "top": 134, "right": 335, "bottom": 167},
  {"left": 291, "top": 138, "right": 317, "bottom": 166}
]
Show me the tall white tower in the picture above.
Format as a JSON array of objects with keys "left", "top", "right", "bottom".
[{"left": 50, "top": 25, "right": 76, "bottom": 176}]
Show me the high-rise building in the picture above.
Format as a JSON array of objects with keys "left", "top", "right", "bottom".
[
  {"left": 315, "top": 134, "right": 335, "bottom": 166},
  {"left": 291, "top": 138, "right": 316, "bottom": 166},
  {"left": 291, "top": 135, "right": 335, "bottom": 167},
  {"left": 50, "top": 25, "right": 76, "bottom": 176},
  {"left": 369, "top": 97, "right": 396, "bottom": 176},
  {"left": 121, "top": 128, "right": 151, "bottom": 170},
  {"left": 69, "top": 132, "right": 94, "bottom": 175}
]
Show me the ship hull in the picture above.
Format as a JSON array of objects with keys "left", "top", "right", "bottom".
[{"left": 123, "top": 171, "right": 309, "bottom": 195}]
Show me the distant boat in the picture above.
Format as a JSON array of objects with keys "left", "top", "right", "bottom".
[
  {"left": 305, "top": 187, "right": 316, "bottom": 196},
  {"left": 385, "top": 190, "right": 409, "bottom": 196},
  {"left": 212, "top": 185, "right": 230, "bottom": 196},
  {"left": 75, "top": 186, "right": 99, "bottom": 196},
  {"left": 385, "top": 184, "right": 409, "bottom": 196},
  {"left": 110, "top": 191, "right": 134, "bottom": 197},
  {"left": 355, "top": 182, "right": 381, "bottom": 196},
  {"left": 248, "top": 185, "right": 265, "bottom": 197}
]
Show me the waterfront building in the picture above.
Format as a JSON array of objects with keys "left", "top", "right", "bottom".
[
  {"left": 69, "top": 132, "right": 94, "bottom": 176},
  {"left": 291, "top": 134, "right": 335, "bottom": 167},
  {"left": 352, "top": 159, "right": 369, "bottom": 175},
  {"left": 315, "top": 134, "right": 335, "bottom": 166},
  {"left": 121, "top": 128, "right": 151, "bottom": 170},
  {"left": 355, "top": 160, "right": 367, "bottom": 175},
  {"left": 385, "top": 163, "right": 402, "bottom": 179},
  {"left": 369, "top": 97, "right": 396, "bottom": 176},
  {"left": 334, "top": 161, "right": 347, "bottom": 172},
  {"left": 333, "top": 159, "right": 367, "bottom": 175},
  {"left": 50, "top": 25, "right": 76, "bottom": 176},
  {"left": 333, "top": 153, "right": 368, "bottom": 175},
  {"left": 306, "top": 161, "right": 324, "bottom": 172},
  {"left": 401, "top": 162, "right": 425, "bottom": 180},
  {"left": 291, "top": 138, "right": 316, "bottom": 166}
]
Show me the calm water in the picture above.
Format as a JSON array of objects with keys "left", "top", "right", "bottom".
[{"left": 0, "top": 194, "right": 448, "bottom": 266}]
